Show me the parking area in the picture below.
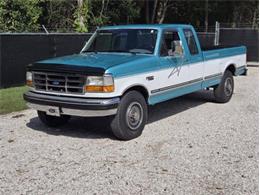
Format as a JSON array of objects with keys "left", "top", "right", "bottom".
[{"left": 0, "top": 67, "right": 258, "bottom": 194}]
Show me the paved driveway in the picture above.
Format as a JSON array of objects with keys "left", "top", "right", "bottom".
[{"left": 0, "top": 67, "right": 258, "bottom": 195}]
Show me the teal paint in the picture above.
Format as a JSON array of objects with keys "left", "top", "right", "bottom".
[
  {"left": 148, "top": 81, "right": 202, "bottom": 105},
  {"left": 203, "top": 46, "right": 246, "bottom": 61},
  {"left": 202, "top": 77, "right": 222, "bottom": 88},
  {"left": 100, "top": 24, "right": 193, "bottom": 31},
  {"left": 34, "top": 24, "right": 246, "bottom": 80},
  {"left": 178, "top": 28, "right": 204, "bottom": 64},
  {"left": 148, "top": 76, "right": 222, "bottom": 105},
  {"left": 37, "top": 53, "right": 153, "bottom": 71},
  {"left": 106, "top": 56, "right": 160, "bottom": 78}
]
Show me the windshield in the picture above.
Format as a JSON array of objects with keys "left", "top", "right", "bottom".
[{"left": 83, "top": 29, "right": 158, "bottom": 54}]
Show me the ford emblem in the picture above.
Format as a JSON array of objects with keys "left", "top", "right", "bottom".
[
  {"left": 52, "top": 81, "right": 60, "bottom": 85},
  {"left": 49, "top": 108, "right": 56, "bottom": 113}
]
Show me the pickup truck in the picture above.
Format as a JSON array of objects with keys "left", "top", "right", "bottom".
[{"left": 24, "top": 24, "right": 247, "bottom": 140}]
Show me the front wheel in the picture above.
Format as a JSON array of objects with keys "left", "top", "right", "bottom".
[
  {"left": 214, "top": 70, "right": 234, "bottom": 103},
  {"left": 37, "top": 111, "right": 70, "bottom": 127},
  {"left": 110, "top": 91, "right": 148, "bottom": 140}
]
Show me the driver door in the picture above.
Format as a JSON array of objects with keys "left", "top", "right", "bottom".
[
  {"left": 150, "top": 29, "right": 202, "bottom": 104},
  {"left": 155, "top": 30, "right": 188, "bottom": 92}
]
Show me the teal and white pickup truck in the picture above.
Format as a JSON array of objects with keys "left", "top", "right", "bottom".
[{"left": 24, "top": 24, "right": 247, "bottom": 140}]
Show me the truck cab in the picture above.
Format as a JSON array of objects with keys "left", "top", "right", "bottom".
[{"left": 24, "top": 24, "right": 247, "bottom": 140}]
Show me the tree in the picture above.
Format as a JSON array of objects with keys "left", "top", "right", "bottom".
[
  {"left": 204, "top": 0, "right": 208, "bottom": 32},
  {"left": 74, "top": 0, "right": 90, "bottom": 32},
  {"left": 0, "top": 0, "right": 42, "bottom": 32},
  {"left": 40, "top": 0, "right": 76, "bottom": 32},
  {"left": 88, "top": 0, "right": 110, "bottom": 27},
  {"left": 88, "top": 0, "right": 140, "bottom": 27},
  {"left": 0, "top": 0, "right": 258, "bottom": 32},
  {"left": 140, "top": 0, "right": 175, "bottom": 24},
  {"left": 107, "top": 0, "right": 140, "bottom": 24},
  {"left": 155, "top": 0, "right": 174, "bottom": 23},
  {"left": 231, "top": 1, "right": 259, "bottom": 28}
]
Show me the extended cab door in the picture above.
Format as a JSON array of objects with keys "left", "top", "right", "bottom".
[
  {"left": 181, "top": 28, "right": 204, "bottom": 83},
  {"left": 150, "top": 28, "right": 204, "bottom": 102}
]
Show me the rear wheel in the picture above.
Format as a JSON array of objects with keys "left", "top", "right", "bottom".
[
  {"left": 37, "top": 111, "right": 70, "bottom": 127},
  {"left": 214, "top": 70, "right": 234, "bottom": 103},
  {"left": 110, "top": 91, "right": 148, "bottom": 140}
]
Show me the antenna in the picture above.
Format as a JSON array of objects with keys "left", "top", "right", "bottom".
[{"left": 42, "top": 25, "right": 49, "bottom": 34}]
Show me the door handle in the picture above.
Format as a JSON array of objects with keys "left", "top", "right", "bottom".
[{"left": 146, "top": 76, "right": 154, "bottom": 81}]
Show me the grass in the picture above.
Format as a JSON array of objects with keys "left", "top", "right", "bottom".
[{"left": 0, "top": 86, "right": 28, "bottom": 114}]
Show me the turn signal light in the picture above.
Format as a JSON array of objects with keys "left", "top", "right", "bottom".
[
  {"left": 85, "top": 85, "right": 114, "bottom": 92},
  {"left": 103, "top": 85, "right": 114, "bottom": 92},
  {"left": 26, "top": 80, "right": 33, "bottom": 87},
  {"left": 84, "top": 74, "right": 114, "bottom": 93},
  {"left": 26, "top": 72, "right": 33, "bottom": 87}
]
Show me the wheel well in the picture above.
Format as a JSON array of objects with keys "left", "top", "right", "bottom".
[
  {"left": 123, "top": 86, "right": 149, "bottom": 102},
  {"left": 226, "top": 64, "right": 236, "bottom": 75}
]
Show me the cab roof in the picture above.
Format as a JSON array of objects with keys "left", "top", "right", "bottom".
[{"left": 99, "top": 24, "right": 192, "bottom": 30}]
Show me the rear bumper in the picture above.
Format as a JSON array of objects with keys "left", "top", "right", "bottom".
[
  {"left": 235, "top": 65, "right": 247, "bottom": 76},
  {"left": 23, "top": 91, "right": 120, "bottom": 117},
  {"left": 241, "top": 68, "right": 248, "bottom": 76}
]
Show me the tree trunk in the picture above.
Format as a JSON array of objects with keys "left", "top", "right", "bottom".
[
  {"left": 100, "top": 0, "right": 105, "bottom": 18},
  {"left": 77, "top": 0, "right": 84, "bottom": 28},
  {"left": 151, "top": 0, "right": 158, "bottom": 24},
  {"left": 156, "top": 0, "right": 169, "bottom": 24},
  {"left": 252, "top": 7, "right": 257, "bottom": 29},
  {"left": 204, "top": 0, "right": 208, "bottom": 32},
  {"left": 232, "top": 3, "right": 239, "bottom": 28},
  {"left": 145, "top": 0, "right": 150, "bottom": 23}
]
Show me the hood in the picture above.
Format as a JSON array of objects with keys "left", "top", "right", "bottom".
[{"left": 29, "top": 53, "right": 151, "bottom": 75}]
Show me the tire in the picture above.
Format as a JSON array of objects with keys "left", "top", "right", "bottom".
[
  {"left": 214, "top": 70, "right": 234, "bottom": 103},
  {"left": 110, "top": 91, "right": 148, "bottom": 140},
  {"left": 37, "top": 111, "right": 70, "bottom": 127}
]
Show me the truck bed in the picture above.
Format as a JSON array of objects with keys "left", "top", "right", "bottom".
[
  {"left": 202, "top": 45, "right": 246, "bottom": 61},
  {"left": 201, "top": 44, "right": 242, "bottom": 51}
]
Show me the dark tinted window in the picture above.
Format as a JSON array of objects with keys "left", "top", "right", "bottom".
[
  {"left": 160, "top": 31, "right": 182, "bottom": 56},
  {"left": 184, "top": 29, "right": 199, "bottom": 55}
]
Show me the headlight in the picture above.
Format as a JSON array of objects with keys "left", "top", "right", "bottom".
[
  {"left": 85, "top": 74, "right": 114, "bottom": 93},
  {"left": 26, "top": 71, "right": 33, "bottom": 87}
]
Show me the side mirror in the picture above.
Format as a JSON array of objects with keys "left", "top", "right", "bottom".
[
  {"left": 172, "top": 41, "right": 183, "bottom": 57},
  {"left": 169, "top": 41, "right": 184, "bottom": 57},
  {"left": 174, "top": 46, "right": 184, "bottom": 57}
]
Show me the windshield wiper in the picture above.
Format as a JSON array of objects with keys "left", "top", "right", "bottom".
[
  {"left": 82, "top": 50, "right": 98, "bottom": 54},
  {"left": 82, "top": 49, "right": 151, "bottom": 55},
  {"left": 90, "top": 49, "right": 137, "bottom": 55},
  {"left": 128, "top": 49, "right": 153, "bottom": 54}
]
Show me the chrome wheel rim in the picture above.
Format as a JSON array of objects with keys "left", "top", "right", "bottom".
[
  {"left": 126, "top": 102, "right": 143, "bottom": 130},
  {"left": 224, "top": 77, "right": 233, "bottom": 96}
]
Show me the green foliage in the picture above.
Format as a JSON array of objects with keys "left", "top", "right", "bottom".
[
  {"left": 0, "top": 0, "right": 42, "bottom": 32},
  {"left": 74, "top": 0, "right": 89, "bottom": 32},
  {"left": 41, "top": 0, "right": 77, "bottom": 32},
  {"left": 88, "top": 0, "right": 111, "bottom": 27},
  {"left": 91, "top": 16, "right": 108, "bottom": 27},
  {"left": 0, "top": 0, "right": 258, "bottom": 32},
  {"left": 88, "top": 0, "right": 140, "bottom": 27},
  {"left": 0, "top": 86, "right": 28, "bottom": 114},
  {"left": 107, "top": 0, "right": 140, "bottom": 24}
]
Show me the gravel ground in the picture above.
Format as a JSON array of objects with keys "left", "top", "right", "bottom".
[{"left": 0, "top": 67, "right": 258, "bottom": 195}]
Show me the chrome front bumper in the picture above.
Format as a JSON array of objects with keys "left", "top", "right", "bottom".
[
  {"left": 24, "top": 91, "right": 120, "bottom": 117},
  {"left": 26, "top": 103, "right": 117, "bottom": 117}
]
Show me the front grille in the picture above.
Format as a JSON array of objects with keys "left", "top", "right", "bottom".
[{"left": 32, "top": 72, "right": 86, "bottom": 94}]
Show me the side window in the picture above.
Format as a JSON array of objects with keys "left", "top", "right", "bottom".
[
  {"left": 160, "top": 31, "right": 183, "bottom": 57},
  {"left": 183, "top": 29, "right": 199, "bottom": 55}
]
